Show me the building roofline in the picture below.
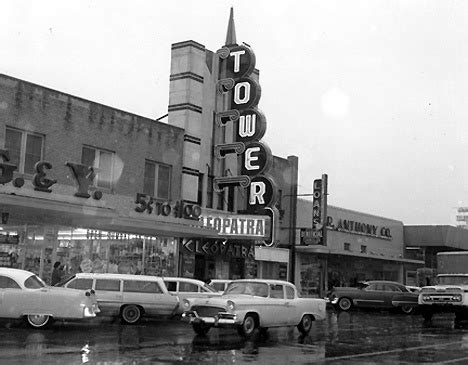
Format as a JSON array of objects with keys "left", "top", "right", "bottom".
[{"left": 0, "top": 73, "right": 183, "bottom": 132}]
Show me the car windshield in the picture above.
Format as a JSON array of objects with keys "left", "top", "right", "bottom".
[
  {"left": 438, "top": 275, "right": 468, "bottom": 285},
  {"left": 202, "top": 283, "right": 218, "bottom": 293},
  {"left": 224, "top": 282, "right": 269, "bottom": 297},
  {"left": 24, "top": 274, "right": 46, "bottom": 289},
  {"left": 356, "top": 282, "right": 368, "bottom": 289}
]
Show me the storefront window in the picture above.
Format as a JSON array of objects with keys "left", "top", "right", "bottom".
[{"left": 0, "top": 224, "right": 177, "bottom": 282}]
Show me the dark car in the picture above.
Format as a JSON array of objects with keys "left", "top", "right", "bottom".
[{"left": 325, "top": 280, "right": 418, "bottom": 314}]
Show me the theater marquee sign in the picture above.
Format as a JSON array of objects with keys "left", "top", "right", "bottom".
[{"left": 212, "top": 37, "right": 278, "bottom": 247}]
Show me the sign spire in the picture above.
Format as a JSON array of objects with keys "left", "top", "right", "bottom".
[{"left": 225, "top": 7, "right": 237, "bottom": 46}]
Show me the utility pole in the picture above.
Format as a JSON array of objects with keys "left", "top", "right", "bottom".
[{"left": 288, "top": 156, "right": 299, "bottom": 284}]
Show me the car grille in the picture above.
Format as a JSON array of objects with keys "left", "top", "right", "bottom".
[{"left": 192, "top": 305, "right": 224, "bottom": 317}]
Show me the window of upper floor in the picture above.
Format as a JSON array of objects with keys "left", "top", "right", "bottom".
[
  {"left": 5, "top": 126, "right": 44, "bottom": 175},
  {"left": 81, "top": 145, "right": 116, "bottom": 190},
  {"left": 344, "top": 242, "right": 351, "bottom": 251},
  {"left": 143, "top": 160, "right": 171, "bottom": 200}
]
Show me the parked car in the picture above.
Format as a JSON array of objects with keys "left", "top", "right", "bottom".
[
  {"left": 181, "top": 279, "right": 327, "bottom": 337},
  {"left": 56, "top": 273, "right": 179, "bottom": 324},
  {"left": 0, "top": 268, "right": 100, "bottom": 328},
  {"left": 208, "top": 279, "right": 232, "bottom": 292},
  {"left": 326, "top": 280, "right": 419, "bottom": 314},
  {"left": 163, "top": 277, "right": 221, "bottom": 314},
  {"left": 405, "top": 285, "right": 421, "bottom": 293}
]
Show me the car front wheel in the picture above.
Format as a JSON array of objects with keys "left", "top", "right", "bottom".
[
  {"left": 237, "top": 314, "right": 258, "bottom": 337},
  {"left": 192, "top": 322, "right": 210, "bottom": 336},
  {"left": 400, "top": 305, "right": 414, "bottom": 315},
  {"left": 121, "top": 305, "right": 142, "bottom": 324},
  {"left": 337, "top": 297, "right": 352, "bottom": 311},
  {"left": 297, "top": 314, "right": 313, "bottom": 335},
  {"left": 26, "top": 314, "right": 51, "bottom": 328}
]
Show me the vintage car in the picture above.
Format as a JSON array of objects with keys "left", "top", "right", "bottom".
[
  {"left": 181, "top": 279, "right": 327, "bottom": 337},
  {"left": 326, "top": 280, "right": 419, "bottom": 314},
  {"left": 57, "top": 273, "right": 179, "bottom": 324},
  {"left": 163, "top": 277, "right": 221, "bottom": 315},
  {"left": 208, "top": 279, "right": 232, "bottom": 292},
  {"left": 0, "top": 268, "right": 99, "bottom": 328}
]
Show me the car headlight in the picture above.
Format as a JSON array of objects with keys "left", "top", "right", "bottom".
[
  {"left": 227, "top": 300, "right": 236, "bottom": 312},
  {"left": 422, "top": 295, "right": 431, "bottom": 301},
  {"left": 183, "top": 299, "right": 191, "bottom": 310},
  {"left": 452, "top": 294, "right": 462, "bottom": 302}
]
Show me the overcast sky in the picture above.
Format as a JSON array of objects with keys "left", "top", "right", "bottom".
[{"left": 1, "top": 0, "right": 467, "bottom": 225}]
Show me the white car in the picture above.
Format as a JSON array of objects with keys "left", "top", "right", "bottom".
[
  {"left": 208, "top": 279, "right": 232, "bottom": 292},
  {"left": 181, "top": 279, "right": 327, "bottom": 337},
  {"left": 57, "top": 273, "right": 179, "bottom": 324},
  {"left": 0, "top": 268, "right": 99, "bottom": 328},
  {"left": 163, "top": 277, "right": 221, "bottom": 315}
]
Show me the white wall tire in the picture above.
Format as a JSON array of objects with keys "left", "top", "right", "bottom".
[
  {"left": 26, "top": 314, "right": 51, "bottom": 328},
  {"left": 121, "top": 305, "right": 142, "bottom": 324}
]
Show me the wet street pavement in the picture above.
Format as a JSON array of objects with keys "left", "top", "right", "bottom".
[{"left": 1, "top": 310, "right": 468, "bottom": 364}]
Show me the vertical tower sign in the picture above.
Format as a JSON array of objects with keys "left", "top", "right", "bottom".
[
  {"left": 311, "top": 174, "right": 328, "bottom": 245},
  {"left": 213, "top": 21, "right": 278, "bottom": 246}
]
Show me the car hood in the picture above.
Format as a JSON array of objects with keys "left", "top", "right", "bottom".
[
  {"left": 420, "top": 285, "right": 467, "bottom": 292},
  {"left": 185, "top": 294, "right": 268, "bottom": 307}
]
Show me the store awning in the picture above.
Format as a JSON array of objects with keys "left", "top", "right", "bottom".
[
  {"left": 0, "top": 192, "right": 219, "bottom": 238},
  {"left": 296, "top": 245, "right": 425, "bottom": 265}
]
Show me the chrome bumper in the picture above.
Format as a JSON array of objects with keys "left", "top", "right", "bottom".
[{"left": 182, "top": 310, "right": 239, "bottom": 326}]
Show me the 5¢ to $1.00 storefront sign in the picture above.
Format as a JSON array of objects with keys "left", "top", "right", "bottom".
[{"left": 134, "top": 193, "right": 202, "bottom": 221}]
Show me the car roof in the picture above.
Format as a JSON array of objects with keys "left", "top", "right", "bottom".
[
  {"left": 162, "top": 277, "right": 206, "bottom": 284},
  {"left": 364, "top": 280, "right": 405, "bottom": 286},
  {"left": 74, "top": 273, "right": 164, "bottom": 281},
  {"left": 229, "top": 278, "right": 295, "bottom": 287},
  {"left": 0, "top": 268, "right": 35, "bottom": 282}
]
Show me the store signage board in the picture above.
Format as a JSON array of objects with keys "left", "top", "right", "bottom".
[{"left": 200, "top": 213, "right": 270, "bottom": 237}]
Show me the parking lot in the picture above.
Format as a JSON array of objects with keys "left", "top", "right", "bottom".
[{"left": 1, "top": 310, "right": 468, "bottom": 364}]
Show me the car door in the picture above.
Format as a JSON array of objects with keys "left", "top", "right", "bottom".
[
  {"left": 0, "top": 275, "right": 28, "bottom": 318},
  {"left": 356, "top": 283, "right": 386, "bottom": 308},
  {"left": 263, "top": 284, "right": 290, "bottom": 326},
  {"left": 122, "top": 280, "right": 178, "bottom": 317},
  {"left": 94, "top": 278, "right": 122, "bottom": 315},
  {"left": 382, "top": 284, "right": 403, "bottom": 308}
]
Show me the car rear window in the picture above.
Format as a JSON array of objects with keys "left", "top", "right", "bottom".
[
  {"left": 67, "top": 278, "right": 93, "bottom": 290},
  {"left": 96, "top": 279, "right": 121, "bottom": 292},
  {"left": 24, "top": 275, "right": 45, "bottom": 289},
  {"left": 123, "top": 280, "right": 162, "bottom": 293},
  {"left": 0, "top": 276, "right": 20, "bottom": 289}
]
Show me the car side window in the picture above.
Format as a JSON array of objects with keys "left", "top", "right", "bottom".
[
  {"left": 212, "top": 282, "right": 225, "bottom": 291},
  {"left": 96, "top": 279, "right": 120, "bottom": 292},
  {"left": 285, "top": 286, "right": 295, "bottom": 299},
  {"left": 0, "top": 275, "right": 20, "bottom": 289},
  {"left": 270, "top": 284, "right": 284, "bottom": 299},
  {"left": 124, "top": 280, "right": 162, "bottom": 293},
  {"left": 366, "top": 284, "right": 385, "bottom": 291},
  {"left": 179, "top": 282, "right": 199, "bottom": 292},
  {"left": 384, "top": 284, "right": 401, "bottom": 292},
  {"left": 67, "top": 278, "right": 93, "bottom": 290},
  {"left": 165, "top": 281, "right": 177, "bottom": 292}
]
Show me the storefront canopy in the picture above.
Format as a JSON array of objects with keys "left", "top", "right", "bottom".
[
  {"left": 404, "top": 225, "right": 468, "bottom": 250},
  {"left": 296, "top": 245, "right": 424, "bottom": 265}
]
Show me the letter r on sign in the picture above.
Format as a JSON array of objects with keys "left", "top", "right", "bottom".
[{"left": 249, "top": 181, "right": 266, "bottom": 205}]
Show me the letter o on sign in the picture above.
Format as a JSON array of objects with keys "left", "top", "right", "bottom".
[{"left": 230, "top": 77, "right": 261, "bottom": 110}]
